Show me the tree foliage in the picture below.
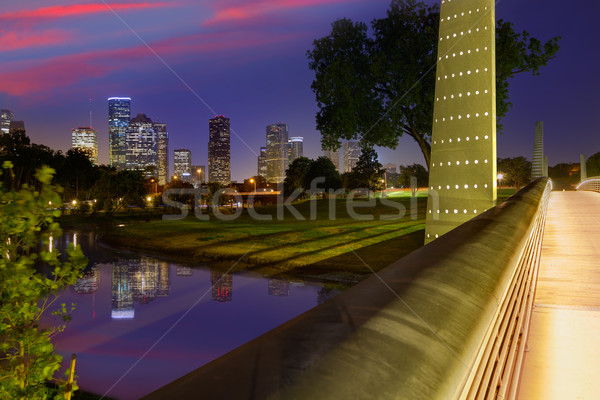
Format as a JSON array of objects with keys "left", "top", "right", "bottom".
[
  {"left": 346, "top": 147, "right": 384, "bottom": 195},
  {"left": 90, "top": 169, "right": 147, "bottom": 215},
  {"left": 307, "top": 0, "right": 561, "bottom": 168},
  {"left": 497, "top": 156, "right": 531, "bottom": 190},
  {"left": 283, "top": 157, "right": 313, "bottom": 195},
  {"left": 397, "top": 163, "right": 429, "bottom": 188},
  {"left": 587, "top": 152, "right": 600, "bottom": 177},
  {"left": 304, "top": 156, "right": 343, "bottom": 194},
  {"left": 0, "top": 163, "right": 87, "bottom": 399}
]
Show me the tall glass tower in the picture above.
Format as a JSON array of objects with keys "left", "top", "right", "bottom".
[
  {"left": 208, "top": 116, "right": 231, "bottom": 185},
  {"left": 108, "top": 97, "right": 131, "bottom": 170},
  {"left": 266, "top": 123, "right": 289, "bottom": 183}
]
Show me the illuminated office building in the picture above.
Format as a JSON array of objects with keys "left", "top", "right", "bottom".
[
  {"left": 125, "top": 113, "right": 157, "bottom": 178},
  {"left": 288, "top": 137, "right": 304, "bottom": 163},
  {"left": 9, "top": 120, "right": 25, "bottom": 133},
  {"left": 108, "top": 97, "right": 131, "bottom": 170},
  {"left": 174, "top": 149, "right": 192, "bottom": 182},
  {"left": 266, "top": 123, "right": 289, "bottom": 183},
  {"left": 257, "top": 147, "right": 267, "bottom": 178},
  {"left": 0, "top": 109, "right": 14, "bottom": 134},
  {"left": 208, "top": 116, "right": 231, "bottom": 185},
  {"left": 155, "top": 122, "right": 169, "bottom": 186},
  {"left": 72, "top": 126, "right": 98, "bottom": 165},
  {"left": 343, "top": 141, "right": 361, "bottom": 173}
]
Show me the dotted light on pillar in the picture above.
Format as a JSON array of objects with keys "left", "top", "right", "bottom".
[{"left": 425, "top": 0, "right": 497, "bottom": 244}]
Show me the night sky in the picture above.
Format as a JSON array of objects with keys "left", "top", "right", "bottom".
[{"left": 1, "top": 0, "right": 598, "bottom": 182}]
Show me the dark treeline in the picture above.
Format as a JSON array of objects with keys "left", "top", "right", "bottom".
[{"left": 0, "top": 130, "right": 146, "bottom": 212}]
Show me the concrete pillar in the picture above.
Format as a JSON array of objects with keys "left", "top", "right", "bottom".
[
  {"left": 425, "top": 0, "right": 497, "bottom": 244},
  {"left": 532, "top": 121, "right": 544, "bottom": 180},
  {"left": 580, "top": 154, "right": 587, "bottom": 181},
  {"left": 543, "top": 156, "right": 548, "bottom": 177}
]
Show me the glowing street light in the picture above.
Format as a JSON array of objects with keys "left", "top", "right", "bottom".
[
  {"left": 497, "top": 173, "right": 504, "bottom": 195},
  {"left": 250, "top": 178, "right": 256, "bottom": 192}
]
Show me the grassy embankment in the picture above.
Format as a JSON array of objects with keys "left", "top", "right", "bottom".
[{"left": 100, "top": 195, "right": 428, "bottom": 282}]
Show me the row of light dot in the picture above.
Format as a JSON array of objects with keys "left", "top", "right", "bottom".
[
  {"left": 431, "top": 159, "right": 490, "bottom": 168},
  {"left": 440, "top": 27, "right": 489, "bottom": 43},
  {"left": 429, "top": 208, "right": 486, "bottom": 215},
  {"left": 436, "top": 89, "right": 489, "bottom": 102},
  {"left": 435, "top": 112, "right": 490, "bottom": 123},
  {"left": 433, "top": 135, "right": 489, "bottom": 145},
  {"left": 431, "top": 183, "right": 489, "bottom": 190},
  {"left": 437, "top": 65, "right": 489, "bottom": 80}
]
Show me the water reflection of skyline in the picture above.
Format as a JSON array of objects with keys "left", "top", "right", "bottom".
[{"left": 51, "top": 232, "right": 330, "bottom": 400}]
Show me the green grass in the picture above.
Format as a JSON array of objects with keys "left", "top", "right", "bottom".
[{"left": 101, "top": 197, "right": 427, "bottom": 281}]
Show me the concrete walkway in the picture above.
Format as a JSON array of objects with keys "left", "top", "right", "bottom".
[{"left": 518, "top": 191, "right": 600, "bottom": 399}]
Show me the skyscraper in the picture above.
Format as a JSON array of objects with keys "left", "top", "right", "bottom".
[
  {"left": 343, "top": 141, "right": 361, "bottom": 173},
  {"left": 325, "top": 148, "right": 340, "bottom": 172},
  {"left": 257, "top": 147, "right": 267, "bottom": 178},
  {"left": 425, "top": 0, "right": 497, "bottom": 244},
  {"left": 108, "top": 97, "right": 131, "bottom": 170},
  {"left": 125, "top": 113, "right": 157, "bottom": 178},
  {"left": 288, "top": 136, "right": 304, "bottom": 163},
  {"left": 208, "top": 116, "right": 231, "bottom": 185},
  {"left": 155, "top": 122, "right": 169, "bottom": 186},
  {"left": 72, "top": 126, "right": 98, "bottom": 165},
  {"left": 0, "top": 109, "right": 14, "bottom": 134},
  {"left": 266, "top": 123, "right": 289, "bottom": 183},
  {"left": 174, "top": 149, "right": 192, "bottom": 182}
]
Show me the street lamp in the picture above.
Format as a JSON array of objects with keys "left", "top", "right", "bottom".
[
  {"left": 250, "top": 178, "right": 256, "bottom": 192},
  {"left": 497, "top": 173, "right": 504, "bottom": 196},
  {"left": 150, "top": 178, "right": 157, "bottom": 195}
]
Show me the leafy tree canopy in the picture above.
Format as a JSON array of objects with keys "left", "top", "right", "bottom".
[
  {"left": 587, "top": 152, "right": 600, "bottom": 177},
  {"left": 497, "top": 156, "right": 531, "bottom": 190},
  {"left": 347, "top": 147, "right": 384, "bottom": 194},
  {"left": 283, "top": 157, "right": 313, "bottom": 195},
  {"left": 397, "top": 163, "right": 429, "bottom": 188},
  {"left": 304, "top": 156, "right": 343, "bottom": 193},
  {"left": 307, "top": 0, "right": 561, "bottom": 168}
]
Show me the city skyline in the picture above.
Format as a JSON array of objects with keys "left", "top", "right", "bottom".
[{"left": 0, "top": 1, "right": 598, "bottom": 181}]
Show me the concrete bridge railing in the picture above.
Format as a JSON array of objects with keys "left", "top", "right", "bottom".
[
  {"left": 576, "top": 177, "right": 600, "bottom": 193},
  {"left": 143, "top": 178, "right": 552, "bottom": 400}
]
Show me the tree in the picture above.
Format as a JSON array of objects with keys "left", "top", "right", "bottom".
[
  {"left": 349, "top": 147, "right": 384, "bottom": 196},
  {"left": 397, "top": 163, "right": 429, "bottom": 188},
  {"left": 90, "top": 169, "right": 147, "bottom": 215},
  {"left": 283, "top": 157, "right": 313, "bottom": 195},
  {"left": 497, "top": 156, "right": 531, "bottom": 190},
  {"left": 0, "top": 163, "right": 87, "bottom": 399},
  {"left": 304, "top": 156, "right": 342, "bottom": 194},
  {"left": 587, "top": 152, "right": 600, "bottom": 177},
  {"left": 307, "top": 0, "right": 561, "bottom": 169}
]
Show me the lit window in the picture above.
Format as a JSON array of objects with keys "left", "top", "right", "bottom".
[
  {"left": 454, "top": 209, "right": 458, "bottom": 214},
  {"left": 474, "top": 184, "right": 478, "bottom": 188}
]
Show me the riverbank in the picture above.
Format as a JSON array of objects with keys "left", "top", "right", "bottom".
[{"left": 95, "top": 197, "right": 427, "bottom": 283}]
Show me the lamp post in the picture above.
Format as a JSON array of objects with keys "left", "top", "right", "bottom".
[
  {"left": 150, "top": 178, "right": 157, "bottom": 195},
  {"left": 250, "top": 178, "right": 256, "bottom": 192},
  {"left": 196, "top": 168, "right": 202, "bottom": 187}
]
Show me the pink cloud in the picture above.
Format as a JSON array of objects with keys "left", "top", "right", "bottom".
[
  {"left": 0, "top": 29, "right": 307, "bottom": 97},
  {"left": 0, "top": 29, "right": 70, "bottom": 51},
  {"left": 0, "top": 2, "right": 171, "bottom": 21},
  {"left": 205, "top": 0, "right": 356, "bottom": 26}
]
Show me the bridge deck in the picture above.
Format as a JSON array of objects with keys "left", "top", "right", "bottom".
[{"left": 518, "top": 191, "right": 600, "bottom": 399}]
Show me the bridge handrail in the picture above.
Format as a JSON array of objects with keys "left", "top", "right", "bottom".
[
  {"left": 576, "top": 176, "right": 600, "bottom": 193},
  {"left": 143, "top": 178, "right": 552, "bottom": 400}
]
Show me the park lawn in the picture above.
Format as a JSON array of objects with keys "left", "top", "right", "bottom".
[{"left": 103, "top": 197, "right": 427, "bottom": 279}]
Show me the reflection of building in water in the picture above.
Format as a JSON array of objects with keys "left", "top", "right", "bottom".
[
  {"left": 268, "top": 279, "right": 290, "bottom": 297},
  {"left": 111, "top": 263, "right": 134, "bottom": 319},
  {"left": 74, "top": 266, "right": 99, "bottom": 294},
  {"left": 211, "top": 271, "right": 232, "bottom": 303},
  {"left": 176, "top": 266, "right": 193, "bottom": 276},
  {"left": 130, "top": 257, "right": 170, "bottom": 304},
  {"left": 111, "top": 258, "right": 171, "bottom": 318}
]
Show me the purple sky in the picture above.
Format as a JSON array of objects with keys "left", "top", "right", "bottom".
[{"left": 0, "top": 0, "right": 598, "bottom": 181}]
